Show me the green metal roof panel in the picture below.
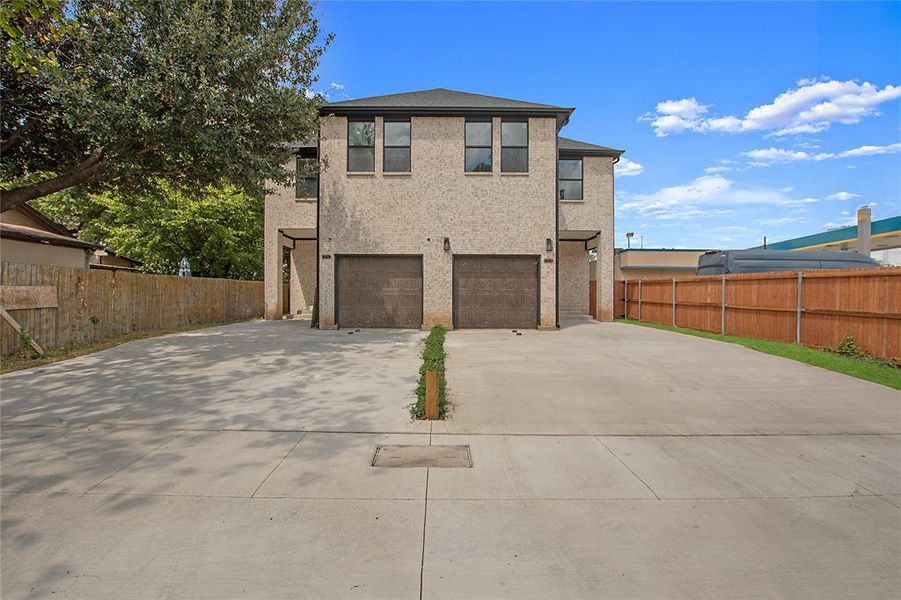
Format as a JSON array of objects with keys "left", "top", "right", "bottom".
[{"left": 754, "top": 215, "right": 901, "bottom": 250}]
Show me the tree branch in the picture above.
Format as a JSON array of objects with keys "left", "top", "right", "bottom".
[
  {"left": 0, "top": 119, "right": 35, "bottom": 155},
  {"left": 0, "top": 149, "right": 106, "bottom": 211}
]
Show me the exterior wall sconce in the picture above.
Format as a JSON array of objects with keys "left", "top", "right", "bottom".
[
  {"left": 546, "top": 238, "right": 553, "bottom": 252},
  {"left": 443, "top": 237, "right": 450, "bottom": 252}
]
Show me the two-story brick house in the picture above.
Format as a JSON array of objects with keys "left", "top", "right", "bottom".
[{"left": 264, "top": 88, "right": 621, "bottom": 329}]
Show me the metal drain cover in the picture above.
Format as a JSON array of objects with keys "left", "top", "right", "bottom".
[{"left": 371, "top": 445, "right": 472, "bottom": 468}]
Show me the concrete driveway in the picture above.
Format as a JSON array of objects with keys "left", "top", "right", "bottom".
[{"left": 1, "top": 316, "right": 899, "bottom": 598}]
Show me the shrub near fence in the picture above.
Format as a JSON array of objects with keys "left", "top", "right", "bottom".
[
  {"left": 622, "top": 267, "right": 901, "bottom": 360},
  {"left": 0, "top": 262, "right": 264, "bottom": 356}
]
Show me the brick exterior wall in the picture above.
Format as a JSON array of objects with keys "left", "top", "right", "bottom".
[
  {"left": 317, "top": 114, "right": 558, "bottom": 329},
  {"left": 559, "top": 241, "right": 589, "bottom": 313},
  {"left": 559, "top": 154, "right": 615, "bottom": 321},
  {"left": 264, "top": 113, "right": 616, "bottom": 326},
  {"left": 263, "top": 164, "right": 316, "bottom": 319}
]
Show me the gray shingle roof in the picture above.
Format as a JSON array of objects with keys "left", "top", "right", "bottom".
[
  {"left": 322, "top": 88, "right": 574, "bottom": 126},
  {"left": 558, "top": 136, "right": 624, "bottom": 156}
]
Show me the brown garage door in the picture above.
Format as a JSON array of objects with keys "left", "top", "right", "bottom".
[
  {"left": 454, "top": 255, "right": 539, "bottom": 329},
  {"left": 336, "top": 255, "right": 423, "bottom": 328}
]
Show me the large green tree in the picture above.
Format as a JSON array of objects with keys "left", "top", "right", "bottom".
[
  {"left": 36, "top": 184, "right": 265, "bottom": 279},
  {"left": 1, "top": 0, "right": 329, "bottom": 210}
]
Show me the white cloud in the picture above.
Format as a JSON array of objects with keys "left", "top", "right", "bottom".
[
  {"left": 825, "top": 191, "right": 860, "bottom": 201},
  {"left": 614, "top": 157, "right": 644, "bottom": 177},
  {"left": 617, "top": 174, "right": 817, "bottom": 221},
  {"left": 640, "top": 79, "right": 901, "bottom": 137},
  {"left": 825, "top": 218, "right": 857, "bottom": 229},
  {"left": 703, "top": 166, "right": 732, "bottom": 174},
  {"left": 758, "top": 216, "right": 809, "bottom": 226},
  {"left": 838, "top": 142, "right": 901, "bottom": 157},
  {"left": 305, "top": 82, "right": 348, "bottom": 101},
  {"left": 742, "top": 148, "right": 832, "bottom": 164},
  {"left": 740, "top": 141, "right": 901, "bottom": 166},
  {"left": 638, "top": 98, "right": 709, "bottom": 137}
]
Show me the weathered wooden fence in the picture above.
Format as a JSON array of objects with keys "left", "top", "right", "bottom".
[
  {"left": 0, "top": 262, "right": 264, "bottom": 356},
  {"left": 622, "top": 268, "right": 901, "bottom": 359}
]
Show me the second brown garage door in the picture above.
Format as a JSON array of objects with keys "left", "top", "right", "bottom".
[
  {"left": 336, "top": 255, "right": 423, "bottom": 328},
  {"left": 453, "top": 255, "right": 539, "bottom": 329}
]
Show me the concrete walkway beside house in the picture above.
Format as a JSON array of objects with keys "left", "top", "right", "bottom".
[{"left": 1, "top": 317, "right": 899, "bottom": 598}]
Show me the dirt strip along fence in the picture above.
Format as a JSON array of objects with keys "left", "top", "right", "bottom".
[
  {"left": 621, "top": 267, "right": 901, "bottom": 360},
  {"left": 0, "top": 262, "right": 264, "bottom": 357}
]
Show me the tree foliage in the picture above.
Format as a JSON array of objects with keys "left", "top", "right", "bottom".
[
  {"left": 35, "top": 184, "right": 264, "bottom": 279},
  {"left": 1, "top": 0, "right": 330, "bottom": 210}
]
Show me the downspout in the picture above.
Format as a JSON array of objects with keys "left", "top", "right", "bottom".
[
  {"left": 313, "top": 123, "right": 321, "bottom": 328},
  {"left": 611, "top": 155, "right": 620, "bottom": 321},
  {"left": 555, "top": 135, "right": 560, "bottom": 329}
]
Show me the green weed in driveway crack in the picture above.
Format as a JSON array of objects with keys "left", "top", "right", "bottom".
[{"left": 410, "top": 325, "right": 450, "bottom": 419}]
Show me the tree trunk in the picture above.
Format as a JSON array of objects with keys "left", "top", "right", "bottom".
[{"left": 0, "top": 149, "right": 106, "bottom": 211}]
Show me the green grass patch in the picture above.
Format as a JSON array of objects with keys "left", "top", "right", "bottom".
[
  {"left": 410, "top": 325, "right": 449, "bottom": 419},
  {"left": 619, "top": 318, "right": 901, "bottom": 391},
  {"left": 1, "top": 320, "right": 249, "bottom": 375}
]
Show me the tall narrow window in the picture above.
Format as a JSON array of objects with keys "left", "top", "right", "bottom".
[
  {"left": 295, "top": 157, "right": 318, "bottom": 199},
  {"left": 347, "top": 120, "right": 375, "bottom": 172},
  {"left": 501, "top": 121, "right": 528, "bottom": 173},
  {"left": 383, "top": 121, "right": 411, "bottom": 172},
  {"left": 465, "top": 120, "right": 492, "bottom": 172},
  {"left": 558, "top": 158, "right": 583, "bottom": 200}
]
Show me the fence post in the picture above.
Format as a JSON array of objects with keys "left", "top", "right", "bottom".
[
  {"left": 796, "top": 271, "right": 803, "bottom": 345},
  {"left": 624, "top": 280, "right": 628, "bottom": 319},
  {"left": 425, "top": 371, "right": 439, "bottom": 420},
  {"left": 672, "top": 278, "right": 676, "bottom": 327},
  {"left": 637, "top": 279, "right": 642, "bottom": 322},
  {"left": 720, "top": 275, "right": 726, "bottom": 335}
]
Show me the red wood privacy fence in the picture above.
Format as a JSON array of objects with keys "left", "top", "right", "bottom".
[
  {"left": 587, "top": 282, "right": 626, "bottom": 318},
  {"left": 621, "top": 268, "right": 901, "bottom": 360}
]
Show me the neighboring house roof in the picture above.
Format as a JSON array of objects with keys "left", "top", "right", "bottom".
[
  {"left": 753, "top": 215, "right": 901, "bottom": 251},
  {"left": 0, "top": 222, "right": 99, "bottom": 250},
  {"left": 321, "top": 88, "right": 575, "bottom": 127},
  {"left": 14, "top": 203, "right": 75, "bottom": 237},
  {"left": 558, "top": 137, "right": 624, "bottom": 157}
]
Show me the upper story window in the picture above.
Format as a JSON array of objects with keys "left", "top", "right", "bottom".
[
  {"left": 501, "top": 121, "right": 528, "bottom": 173},
  {"left": 295, "top": 157, "right": 318, "bottom": 199},
  {"left": 465, "top": 120, "right": 492, "bottom": 172},
  {"left": 347, "top": 120, "right": 375, "bottom": 172},
  {"left": 383, "top": 120, "right": 411, "bottom": 172},
  {"left": 558, "top": 158, "right": 583, "bottom": 200}
]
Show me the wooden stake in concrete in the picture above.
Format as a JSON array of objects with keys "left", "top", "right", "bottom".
[{"left": 425, "top": 371, "right": 439, "bottom": 420}]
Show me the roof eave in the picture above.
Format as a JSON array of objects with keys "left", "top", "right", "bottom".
[
  {"left": 320, "top": 105, "right": 575, "bottom": 127},
  {"left": 15, "top": 204, "right": 76, "bottom": 237},
  {"left": 0, "top": 228, "right": 100, "bottom": 250}
]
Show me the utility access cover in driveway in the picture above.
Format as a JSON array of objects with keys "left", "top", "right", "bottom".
[{"left": 372, "top": 445, "right": 472, "bottom": 468}]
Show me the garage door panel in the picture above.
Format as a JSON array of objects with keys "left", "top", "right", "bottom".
[
  {"left": 454, "top": 256, "right": 539, "bottom": 329},
  {"left": 337, "top": 256, "right": 422, "bottom": 328}
]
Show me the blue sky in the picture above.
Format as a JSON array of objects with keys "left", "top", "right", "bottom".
[{"left": 310, "top": 1, "right": 900, "bottom": 249}]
